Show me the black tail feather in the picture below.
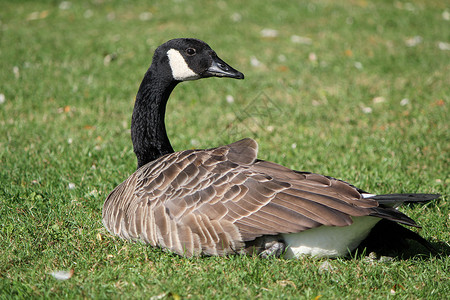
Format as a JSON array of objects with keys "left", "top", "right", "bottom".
[
  {"left": 367, "top": 193, "right": 441, "bottom": 205},
  {"left": 369, "top": 207, "right": 420, "bottom": 227},
  {"left": 367, "top": 193, "right": 440, "bottom": 227}
]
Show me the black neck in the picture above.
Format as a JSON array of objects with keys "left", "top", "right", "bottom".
[{"left": 131, "top": 68, "right": 179, "bottom": 169}]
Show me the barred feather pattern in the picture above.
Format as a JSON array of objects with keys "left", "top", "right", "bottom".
[{"left": 102, "top": 138, "right": 416, "bottom": 257}]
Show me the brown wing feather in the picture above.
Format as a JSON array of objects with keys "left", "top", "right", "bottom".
[{"left": 103, "top": 138, "right": 384, "bottom": 256}]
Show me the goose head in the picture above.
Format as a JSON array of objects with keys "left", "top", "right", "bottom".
[
  {"left": 132, "top": 38, "right": 244, "bottom": 168},
  {"left": 153, "top": 38, "right": 244, "bottom": 82}
]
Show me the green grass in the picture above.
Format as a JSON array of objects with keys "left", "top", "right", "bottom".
[{"left": 1, "top": 0, "right": 449, "bottom": 298}]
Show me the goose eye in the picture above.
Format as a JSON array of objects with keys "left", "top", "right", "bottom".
[{"left": 186, "top": 48, "right": 196, "bottom": 56}]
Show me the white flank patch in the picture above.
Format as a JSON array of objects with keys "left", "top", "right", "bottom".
[
  {"left": 282, "top": 216, "right": 380, "bottom": 258},
  {"left": 167, "top": 49, "right": 199, "bottom": 81}
]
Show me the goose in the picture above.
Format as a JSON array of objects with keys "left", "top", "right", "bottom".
[{"left": 102, "top": 38, "right": 440, "bottom": 258}]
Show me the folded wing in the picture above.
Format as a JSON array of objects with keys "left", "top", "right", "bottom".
[{"left": 103, "top": 138, "right": 420, "bottom": 256}]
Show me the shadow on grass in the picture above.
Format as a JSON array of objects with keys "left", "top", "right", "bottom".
[{"left": 354, "top": 219, "right": 450, "bottom": 260}]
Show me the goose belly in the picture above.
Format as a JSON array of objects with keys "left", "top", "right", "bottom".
[{"left": 281, "top": 216, "right": 380, "bottom": 258}]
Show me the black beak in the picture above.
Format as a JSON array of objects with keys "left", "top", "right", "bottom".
[{"left": 204, "top": 55, "right": 244, "bottom": 79}]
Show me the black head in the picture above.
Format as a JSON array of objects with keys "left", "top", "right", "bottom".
[{"left": 153, "top": 38, "right": 244, "bottom": 81}]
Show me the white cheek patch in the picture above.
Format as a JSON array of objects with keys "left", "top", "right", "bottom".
[{"left": 167, "top": 49, "right": 200, "bottom": 81}]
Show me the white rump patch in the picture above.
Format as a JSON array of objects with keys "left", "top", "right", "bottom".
[
  {"left": 282, "top": 216, "right": 380, "bottom": 258},
  {"left": 167, "top": 49, "right": 199, "bottom": 81},
  {"left": 361, "top": 193, "right": 376, "bottom": 198}
]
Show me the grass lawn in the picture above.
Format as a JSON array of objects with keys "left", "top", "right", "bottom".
[{"left": 1, "top": 0, "right": 449, "bottom": 298}]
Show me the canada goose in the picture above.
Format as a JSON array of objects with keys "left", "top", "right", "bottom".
[{"left": 103, "top": 38, "right": 440, "bottom": 258}]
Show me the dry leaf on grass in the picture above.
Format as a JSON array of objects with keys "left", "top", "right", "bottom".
[
  {"left": 260, "top": 28, "right": 278, "bottom": 38},
  {"left": 49, "top": 269, "right": 74, "bottom": 281}
]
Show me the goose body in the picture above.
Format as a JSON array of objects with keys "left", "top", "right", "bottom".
[{"left": 103, "top": 38, "right": 439, "bottom": 258}]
